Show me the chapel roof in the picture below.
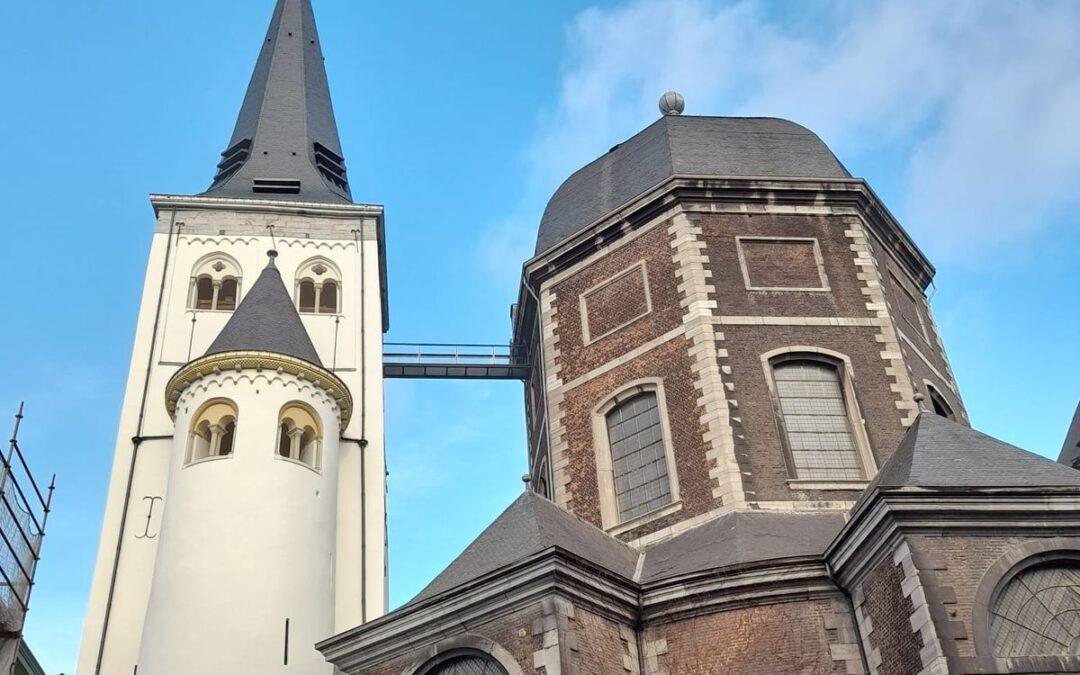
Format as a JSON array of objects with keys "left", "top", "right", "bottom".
[{"left": 535, "top": 115, "right": 851, "bottom": 256}]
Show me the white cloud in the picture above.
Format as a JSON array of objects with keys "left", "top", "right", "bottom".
[{"left": 484, "top": 0, "right": 1080, "bottom": 270}]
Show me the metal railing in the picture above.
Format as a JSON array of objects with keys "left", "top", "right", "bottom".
[
  {"left": 383, "top": 343, "right": 530, "bottom": 380},
  {"left": 383, "top": 343, "right": 527, "bottom": 365}
]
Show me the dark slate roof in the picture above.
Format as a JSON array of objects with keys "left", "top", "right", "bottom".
[
  {"left": 1057, "top": 403, "right": 1080, "bottom": 469},
  {"left": 866, "top": 414, "right": 1080, "bottom": 493},
  {"left": 412, "top": 491, "right": 639, "bottom": 603},
  {"left": 205, "top": 253, "right": 322, "bottom": 365},
  {"left": 535, "top": 115, "right": 851, "bottom": 256},
  {"left": 201, "top": 0, "right": 352, "bottom": 204},
  {"left": 638, "top": 511, "right": 845, "bottom": 583}
]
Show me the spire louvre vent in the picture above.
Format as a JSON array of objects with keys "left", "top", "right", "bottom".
[
  {"left": 252, "top": 178, "right": 301, "bottom": 195},
  {"left": 313, "top": 142, "right": 348, "bottom": 190},
  {"left": 212, "top": 139, "right": 253, "bottom": 185}
]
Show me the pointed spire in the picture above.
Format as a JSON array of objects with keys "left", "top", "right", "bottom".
[
  {"left": 205, "top": 251, "right": 323, "bottom": 365},
  {"left": 202, "top": 0, "right": 352, "bottom": 204}
]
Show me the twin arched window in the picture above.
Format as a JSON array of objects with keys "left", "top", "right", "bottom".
[
  {"left": 277, "top": 403, "right": 322, "bottom": 470},
  {"left": 770, "top": 354, "right": 866, "bottom": 482},
  {"left": 189, "top": 255, "right": 242, "bottom": 312},
  {"left": 296, "top": 259, "right": 341, "bottom": 314},
  {"left": 186, "top": 399, "right": 238, "bottom": 464},
  {"left": 184, "top": 399, "right": 323, "bottom": 471}
]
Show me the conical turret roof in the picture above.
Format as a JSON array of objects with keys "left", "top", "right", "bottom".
[
  {"left": 202, "top": 0, "right": 352, "bottom": 204},
  {"left": 206, "top": 252, "right": 322, "bottom": 365}
]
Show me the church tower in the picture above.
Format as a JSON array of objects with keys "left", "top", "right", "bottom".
[{"left": 76, "top": 1, "right": 387, "bottom": 673}]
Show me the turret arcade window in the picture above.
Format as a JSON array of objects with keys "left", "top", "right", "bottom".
[
  {"left": 189, "top": 254, "right": 243, "bottom": 312},
  {"left": 185, "top": 399, "right": 238, "bottom": 465},
  {"left": 296, "top": 258, "right": 341, "bottom": 315},
  {"left": 768, "top": 352, "right": 870, "bottom": 483},
  {"left": 277, "top": 403, "right": 322, "bottom": 471}
]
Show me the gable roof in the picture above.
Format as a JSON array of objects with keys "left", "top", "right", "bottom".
[
  {"left": 535, "top": 115, "right": 851, "bottom": 256},
  {"left": 867, "top": 414, "right": 1080, "bottom": 493},
  {"left": 205, "top": 252, "right": 322, "bottom": 365},
  {"left": 412, "top": 491, "right": 639, "bottom": 603},
  {"left": 202, "top": 0, "right": 352, "bottom": 204}
]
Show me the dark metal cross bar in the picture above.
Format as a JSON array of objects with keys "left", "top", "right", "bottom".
[{"left": 383, "top": 343, "right": 530, "bottom": 380}]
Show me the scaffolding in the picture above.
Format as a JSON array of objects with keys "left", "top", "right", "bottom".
[{"left": 0, "top": 404, "right": 54, "bottom": 673}]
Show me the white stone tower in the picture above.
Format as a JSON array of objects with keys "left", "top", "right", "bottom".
[{"left": 76, "top": 1, "right": 387, "bottom": 673}]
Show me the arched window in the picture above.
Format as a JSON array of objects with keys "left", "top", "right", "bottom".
[
  {"left": 195, "top": 276, "right": 215, "bottom": 310},
  {"left": 296, "top": 258, "right": 342, "bottom": 315},
  {"left": 605, "top": 390, "right": 673, "bottom": 522},
  {"left": 186, "top": 399, "right": 239, "bottom": 465},
  {"left": 319, "top": 280, "right": 338, "bottom": 314},
  {"left": 771, "top": 355, "right": 864, "bottom": 481},
  {"left": 421, "top": 653, "right": 508, "bottom": 675},
  {"left": 926, "top": 385, "right": 955, "bottom": 420},
  {"left": 188, "top": 254, "right": 242, "bottom": 311},
  {"left": 298, "top": 280, "right": 317, "bottom": 313},
  {"left": 277, "top": 403, "right": 322, "bottom": 470},
  {"left": 989, "top": 560, "right": 1080, "bottom": 657},
  {"left": 217, "top": 278, "right": 239, "bottom": 311}
]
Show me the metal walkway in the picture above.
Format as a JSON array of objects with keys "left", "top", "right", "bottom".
[{"left": 383, "top": 343, "right": 530, "bottom": 380}]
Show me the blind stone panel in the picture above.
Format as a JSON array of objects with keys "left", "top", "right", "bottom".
[
  {"left": 740, "top": 239, "right": 824, "bottom": 289},
  {"left": 606, "top": 392, "right": 672, "bottom": 522},
  {"left": 774, "top": 361, "right": 862, "bottom": 481},
  {"left": 582, "top": 265, "right": 649, "bottom": 342}
]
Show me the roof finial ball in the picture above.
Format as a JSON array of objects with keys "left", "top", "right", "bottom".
[{"left": 659, "top": 91, "right": 685, "bottom": 116}]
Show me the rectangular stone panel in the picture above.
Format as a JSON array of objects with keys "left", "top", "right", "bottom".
[
  {"left": 737, "top": 237, "right": 827, "bottom": 290},
  {"left": 580, "top": 263, "right": 651, "bottom": 343}
]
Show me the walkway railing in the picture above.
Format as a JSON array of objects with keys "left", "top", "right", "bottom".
[{"left": 383, "top": 343, "right": 530, "bottom": 380}]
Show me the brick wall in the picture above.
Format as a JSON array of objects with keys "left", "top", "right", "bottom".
[
  {"left": 645, "top": 598, "right": 861, "bottom": 674},
  {"left": 857, "top": 553, "right": 924, "bottom": 674}
]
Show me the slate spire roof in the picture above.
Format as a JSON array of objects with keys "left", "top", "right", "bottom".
[
  {"left": 202, "top": 0, "right": 352, "bottom": 204},
  {"left": 205, "top": 251, "right": 322, "bottom": 366}
]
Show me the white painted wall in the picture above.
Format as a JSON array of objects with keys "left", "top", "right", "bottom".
[
  {"left": 76, "top": 196, "right": 387, "bottom": 675},
  {"left": 138, "top": 370, "right": 340, "bottom": 674}
]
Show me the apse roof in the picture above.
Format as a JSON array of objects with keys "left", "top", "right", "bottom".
[
  {"left": 535, "top": 115, "right": 851, "bottom": 256},
  {"left": 866, "top": 413, "right": 1080, "bottom": 494},
  {"left": 205, "top": 252, "right": 322, "bottom": 366},
  {"left": 201, "top": 0, "right": 352, "bottom": 204}
]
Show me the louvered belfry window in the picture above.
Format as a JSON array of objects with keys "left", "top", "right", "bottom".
[
  {"left": 773, "top": 359, "right": 863, "bottom": 481},
  {"left": 425, "top": 654, "right": 508, "bottom": 675},
  {"left": 606, "top": 392, "right": 672, "bottom": 522}
]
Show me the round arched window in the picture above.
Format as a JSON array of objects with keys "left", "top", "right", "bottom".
[
  {"left": 424, "top": 654, "right": 508, "bottom": 675},
  {"left": 990, "top": 560, "right": 1080, "bottom": 657}
]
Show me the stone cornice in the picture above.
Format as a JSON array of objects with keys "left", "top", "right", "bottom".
[
  {"left": 165, "top": 350, "right": 353, "bottom": 427},
  {"left": 150, "top": 193, "right": 384, "bottom": 220},
  {"left": 640, "top": 557, "right": 841, "bottom": 624},
  {"left": 826, "top": 487, "right": 1080, "bottom": 586},
  {"left": 317, "top": 549, "right": 639, "bottom": 671},
  {"left": 319, "top": 544, "right": 850, "bottom": 670}
]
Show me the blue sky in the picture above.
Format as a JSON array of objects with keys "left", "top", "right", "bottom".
[{"left": 1, "top": 1, "right": 1077, "bottom": 672}]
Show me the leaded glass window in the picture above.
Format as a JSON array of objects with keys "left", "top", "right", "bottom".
[
  {"left": 774, "top": 359, "right": 863, "bottom": 481},
  {"left": 426, "top": 654, "right": 508, "bottom": 675},
  {"left": 606, "top": 392, "right": 672, "bottom": 522},
  {"left": 990, "top": 562, "right": 1080, "bottom": 657}
]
